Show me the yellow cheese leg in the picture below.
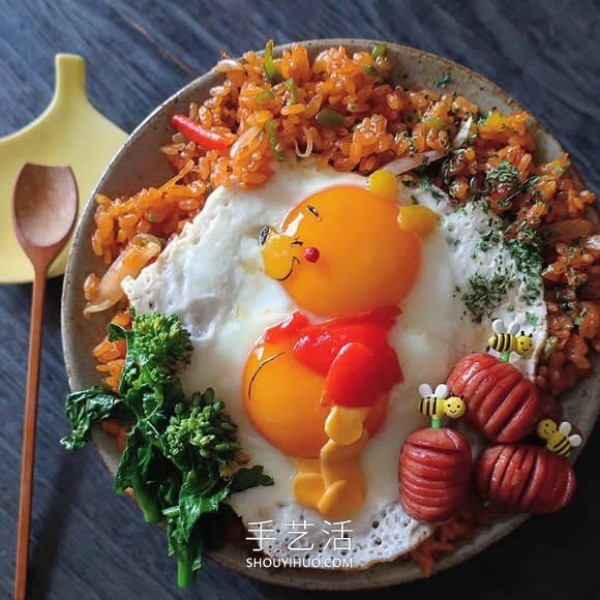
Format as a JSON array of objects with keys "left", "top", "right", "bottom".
[
  {"left": 292, "top": 458, "right": 324, "bottom": 510},
  {"left": 318, "top": 479, "right": 365, "bottom": 520},
  {"left": 317, "top": 431, "right": 369, "bottom": 518}
]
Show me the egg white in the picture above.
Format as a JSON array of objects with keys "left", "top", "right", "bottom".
[{"left": 123, "top": 160, "right": 546, "bottom": 568}]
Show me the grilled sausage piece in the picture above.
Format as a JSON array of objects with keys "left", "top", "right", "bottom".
[
  {"left": 399, "top": 427, "right": 472, "bottom": 523},
  {"left": 447, "top": 353, "right": 540, "bottom": 443},
  {"left": 475, "top": 444, "right": 576, "bottom": 513}
]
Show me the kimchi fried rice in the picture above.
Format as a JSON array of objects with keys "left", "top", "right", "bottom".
[{"left": 83, "top": 41, "right": 597, "bottom": 575}]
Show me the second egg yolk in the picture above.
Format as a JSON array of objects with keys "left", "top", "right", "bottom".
[{"left": 243, "top": 341, "right": 388, "bottom": 458}]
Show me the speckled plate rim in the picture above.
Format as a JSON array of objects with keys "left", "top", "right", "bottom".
[{"left": 62, "top": 39, "right": 600, "bottom": 591}]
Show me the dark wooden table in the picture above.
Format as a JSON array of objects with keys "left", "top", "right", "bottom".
[{"left": 1, "top": 1, "right": 599, "bottom": 598}]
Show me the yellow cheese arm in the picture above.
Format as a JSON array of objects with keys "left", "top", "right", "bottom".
[{"left": 324, "top": 405, "right": 369, "bottom": 445}]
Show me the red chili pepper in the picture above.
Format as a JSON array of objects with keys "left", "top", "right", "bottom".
[{"left": 171, "top": 114, "right": 231, "bottom": 150}]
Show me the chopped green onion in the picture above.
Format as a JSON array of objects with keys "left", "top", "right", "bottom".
[
  {"left": 265, "top": 120, "right": 285, "bottom": 161},
  {"left": 361, "top": 64, "right": 383, "bottom": 81},
  {"left": 284, "top": 78, "right": 298, "bottom": 104},
  {"left": 541, "top": 336, "right": 558, "bottom": 363},
  {"left": 255, "top": 89, "right": 275, "bottom": 103},
  {"left": 422, "top": 116, "right": 449, "bottom": 130},
  {"left": 436, "top": 71, "right": 452, "bottom": 88},
  {"left": 263, "top": 39, "right": 282, "bottom": 85},
  {"left": 315, "top": 109, "right": 344, "bottom": 127},
  {"left": 371, "top": 43, "right": 387, "bottom": 60}
]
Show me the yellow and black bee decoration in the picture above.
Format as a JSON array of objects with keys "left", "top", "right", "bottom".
[
  {"left": 418, "top": 383, "right": 465, "bottom": 429},
  {"left": 537, "top": 419, "right": 582, "bottom": 457},
  {"left": 487, "top": 319, "right": 534, "bottom": 362}
]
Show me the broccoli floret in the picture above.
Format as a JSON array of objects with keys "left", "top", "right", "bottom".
[
  {"left": 108, "top": 310, "right": 193, "bottom": 398},
  {"left": 130, "top": 310, "right": 193, "bottom": 377},
  {"left": 164, "top": 388, "right": 240, "bottom": 473}
]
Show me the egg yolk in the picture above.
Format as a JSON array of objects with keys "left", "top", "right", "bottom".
[
  {"left": 272, "top": 185, "right": 422, "bottom": 317},
  {"left": 243, "top": 341, "right": 388, "bottom": 458}
]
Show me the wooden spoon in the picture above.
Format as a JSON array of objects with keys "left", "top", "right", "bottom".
[{"left": 12, "top": 164, "right": 78, "bottom": 600}]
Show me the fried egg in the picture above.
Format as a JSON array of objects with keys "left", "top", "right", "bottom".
[{"left": 123, "top": 160, "right": 546, "bottom": 568}]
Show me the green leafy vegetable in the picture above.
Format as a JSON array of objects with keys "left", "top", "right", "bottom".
[
  {"left": 62, "top": 387, "right": 126, "bottom": 450},
  {"left": 263, "top": 39, "right": 282, "bottom": 85},
  {"left": 115, "top": 425, "right": 163, "bottom": 523},
  {"left": 165, "top": 470, "right": 230, "bottom": 587},
  {"left": 315, "top": 108, "right": 344, "bottom": 127},
  {"left": 61, "top": 311, "right": 272, "bottom": 588},
  {"left": 230, "top": 465, "right": 274, "bottom": 492}
]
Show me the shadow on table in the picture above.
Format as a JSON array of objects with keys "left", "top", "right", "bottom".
[{"left": 28, "top": 450, "right": 86, "bottom": 599}]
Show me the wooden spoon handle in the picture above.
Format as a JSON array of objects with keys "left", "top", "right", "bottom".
[{"left": 14, "top": 269, "right": 47, "bottom": 600}]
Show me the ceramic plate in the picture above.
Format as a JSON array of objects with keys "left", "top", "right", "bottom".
[{"left": 61, "top": 39, "right": 600, "bottom": 590}]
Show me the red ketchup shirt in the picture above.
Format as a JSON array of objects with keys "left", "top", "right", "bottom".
[{"left": 263, "top": 306, "right": 403, "bottom": 408}]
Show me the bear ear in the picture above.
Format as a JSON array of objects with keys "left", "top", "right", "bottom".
[{"left": 397, "top": 205, "right": 439, "bottom": 237}]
